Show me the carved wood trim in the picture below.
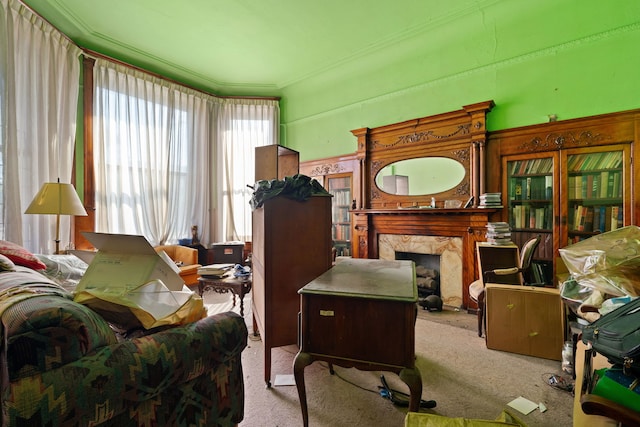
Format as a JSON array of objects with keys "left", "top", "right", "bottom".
[
  {"left": 352, "top": 101, "right": 494, "bottom": 210},
  {"left": 306, "top": 163, "right": 346, "bottom": 177},
  {"left": 518, "top": 130, "right": 610, "bottom": 152}
]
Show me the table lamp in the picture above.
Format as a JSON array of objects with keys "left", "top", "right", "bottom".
[{"left": 24, "top": 179, "right": 88, "bottom": 254}]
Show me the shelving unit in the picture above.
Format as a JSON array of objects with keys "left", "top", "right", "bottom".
[
  {"left": 501, "top": 142, "right": 631, "bottom": 286},
  {"left": 299, "top": 155, "right": 358, "bottom": 260},
  {"left": 505, "top": 154, "right": 556, "bottom": 285},
  {"left": 564, "top": 149, "right": 624, "bottom": 245},
  {"left": 327, "top": 174, "right": 352, "bottom": 257}
]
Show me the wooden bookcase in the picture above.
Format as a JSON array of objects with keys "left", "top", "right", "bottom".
[
  {"left": 251, "top": 195, "right": 332, "bottom": 387},
  {"left": 300, "top": 153, "right": 359, "bottom": 258},
  {"left": 487, "top": 108, "right": 640, "bottom": 284}
]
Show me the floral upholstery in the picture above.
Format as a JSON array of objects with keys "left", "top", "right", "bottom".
[{"left": 1, "top": 266, "right": 247, "bottom": 426}]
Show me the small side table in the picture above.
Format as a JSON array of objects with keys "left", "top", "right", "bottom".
[{"left": 198, "top": 275, "right": 252, "bottom": 316}]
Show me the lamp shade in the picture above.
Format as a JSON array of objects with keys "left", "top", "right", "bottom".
[{"left": 24, "top": 182, "right": 88, "bottom": 216}]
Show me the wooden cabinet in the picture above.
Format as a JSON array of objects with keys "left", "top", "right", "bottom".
[
  {"left": 251, "top": 195, "right": 332, "bottom": 387},
  {"left": 502, "top": 145, "right": 631, "bottom": 285},
  {"left": 562, "top": 146, "right": 628, "bottom": 245},
  {"left": 300, "top": 154, "right": 359, "bottom": 258},
  {"left": 326, "top": 174, "right": 352, "bottom": 256},
  {"left": 488, "top": 109, "right": 640, "bottom": 285},
  {"left": 503, "top": 152, "right": 557, "bottom": 284},
  {"left": 255, "top": 144, "right": 299, "bottom": 181}
]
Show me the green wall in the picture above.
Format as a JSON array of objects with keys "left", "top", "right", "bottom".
[{"left": 280, "top": 0, "right": 640, "bottom": 161}]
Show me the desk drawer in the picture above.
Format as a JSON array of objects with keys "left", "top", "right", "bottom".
[{"left": 300, "top": 294, "right": 415, "bottom": 367}]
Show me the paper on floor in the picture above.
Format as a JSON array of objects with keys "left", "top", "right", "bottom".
[
  {"left": 507, "top": 396, "right": 539, "bottom": 415},
  {"left": 273, "top": 374, "right": 296, "bottom": 386}
]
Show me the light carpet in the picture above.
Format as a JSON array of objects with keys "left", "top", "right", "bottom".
[{"left": 203, "top": 292, "right": 574, "bottom": 427}]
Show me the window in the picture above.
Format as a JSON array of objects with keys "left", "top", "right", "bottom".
[
  {"left": 93, "top": 60, "right": 279, "bottom": 245},
  {"left": 93, "top": 62, "right": 211, "bottom": 245},
  {"left": 220, "top": 118, "right": 274, "bottom": 242}
]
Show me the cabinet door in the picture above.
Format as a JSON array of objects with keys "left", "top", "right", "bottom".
[
  {"left": 560, "top": 144, "right": 631, "bottom": 247},
  {"left": 502, "top": 152, "right": 558, "bottom": 285},
  {"left": 326, "top": 173, "right": 353, "bottom": 257}
]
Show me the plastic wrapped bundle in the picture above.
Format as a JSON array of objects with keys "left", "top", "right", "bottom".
[{"left": 559, "top": 225, "right": 640, "bottom": 298}]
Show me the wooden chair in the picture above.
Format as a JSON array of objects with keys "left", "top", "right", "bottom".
[{"left": 469, "top": 235, "right": 541, "bottom": 337}]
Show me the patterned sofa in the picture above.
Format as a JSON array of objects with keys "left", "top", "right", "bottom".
[{"left": 1, "top": 256, "right": 247, "bottom": 426}]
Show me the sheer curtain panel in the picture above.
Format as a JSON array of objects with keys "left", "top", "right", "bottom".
[
  {"left": 0, "top": 0, "right": 81, "bottom": 253},
  {"left": 93, "top": 60, "right": 211, "bottom": 246},
  {"left": 215, "top": 99, "right": 279, "bottom": 243},
  {"left": 93, "top": 59, "right": 279, "bottom": 247}
]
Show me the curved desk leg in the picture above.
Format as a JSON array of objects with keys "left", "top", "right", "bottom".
[
  {"left": 293, "top": 351, "right": 314, "bottom": 427},
  {"left": 400, "top": 366, "right": 423, "bottom": 412}
]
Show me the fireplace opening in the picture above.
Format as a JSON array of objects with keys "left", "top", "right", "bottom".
[{"left": 395, "top": 251, "right": 440, "bottom": 298}]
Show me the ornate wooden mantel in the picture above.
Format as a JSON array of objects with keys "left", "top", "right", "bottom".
[
  {"left": 350, "top": 100, "right": 495, "bottom": 210},
  {"left": 347, "top": 101, "right": 496, "bottom": 308}
]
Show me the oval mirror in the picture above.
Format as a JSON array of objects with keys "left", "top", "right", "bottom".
[{"left": 375, "top": 157, "right": 466, "bottom": 195}]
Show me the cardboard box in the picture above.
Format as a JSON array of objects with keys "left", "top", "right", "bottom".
[
  {"left": 211, "top": 242, "right": 244, "bottom": 264},
  {"left": 76, "top": 232, "right": 184, "bottom": 292},
  {"left": 485, "top": 283, "right": 565, "bottom": 360},
  {"left": 73, "top": 232, "right": 200, "bottom": 329}
]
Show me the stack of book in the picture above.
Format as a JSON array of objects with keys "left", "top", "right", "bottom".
[
  {"left": 485, "top": 222, "right": 512, "bottom": 245},
  {"left": 479, "top": 192, "right": 503, "bottom": 208},
  {"left": 197, "top": 263, "right": 234, "bottom": 278}
]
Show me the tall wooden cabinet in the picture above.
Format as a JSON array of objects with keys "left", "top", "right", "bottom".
[
  {"left": 255, "top": 144, "right": 299, "bottom": 181},
  {"left": 487, "top": 108, "right": 640, "bottom": 284},
  {"left": 251, "top": 195, "right": 332, "bottom": 387}
]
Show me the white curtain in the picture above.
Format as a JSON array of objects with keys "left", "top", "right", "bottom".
[
  {"left": 214, "top": 99, "right": 279, "bottom": 243},
  {"left": 93, "top": 60, "right": 211, "bottom": 246},
  {"left": 93, "top": 59, "right": 279, "bottom": 246},
  {"left": 0, "top": 0, "right": 81, "bottom": 253}
]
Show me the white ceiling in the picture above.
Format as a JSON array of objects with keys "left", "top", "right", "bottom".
[{"left": 21, "top": 0, "right": 504, "bottom": 96}]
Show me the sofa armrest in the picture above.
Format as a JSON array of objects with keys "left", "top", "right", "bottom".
[
  {"left": 4, "top": 311, "right": 248, "bottom": 426},
  {"left": 4, "top": 294, "right": 118, "bottom": 380}
]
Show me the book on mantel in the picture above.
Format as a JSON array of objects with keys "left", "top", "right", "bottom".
[{"left": 197, "top": 263, "right": 234, "bottom": 277}]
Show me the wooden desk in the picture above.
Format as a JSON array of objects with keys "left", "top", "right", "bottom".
[
  {"left": 197, "top": 275, "right": 251, "bottom": 316},
  {"left": 293, "top": 258, "right": 423, "bottom": 427}
]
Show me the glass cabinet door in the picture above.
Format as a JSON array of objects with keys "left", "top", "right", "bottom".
[
  {"left": 327, "top": 174, "right": 352, "bottom": 257},
  {"left": 560, "top": 145, "right": 629, "bottom": 247},
  {"left": 503, "top": 152, "right": 558, "bottom": 285}
]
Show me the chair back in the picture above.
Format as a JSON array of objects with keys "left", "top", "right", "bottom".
[{"left": 519, "top": 235, "right": 541, "bottom": 283}]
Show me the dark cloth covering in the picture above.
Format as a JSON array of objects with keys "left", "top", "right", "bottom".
[{"left": 250, "top": 173, "right": 330, "bottom": 210}]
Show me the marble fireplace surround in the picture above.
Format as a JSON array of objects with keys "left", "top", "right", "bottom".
[
  {"left": 350, "top": 208, "right": 496, "bottom": 308},
  {"left": 379, "top": 234, "right": 462, "bottom": 307}
]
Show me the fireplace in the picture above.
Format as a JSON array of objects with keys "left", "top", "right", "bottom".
[
  {"left": 380, "top": 234, "right": 461, "bottom": 306},
  {"left": 351, "top": 208, "right": 497, "bottom": 309},
  {"left": 395, "top": 252, "right": 440, "bottom": 297},
  {"left": 346, "top": 101, "right": 494, "bottom": 309}
]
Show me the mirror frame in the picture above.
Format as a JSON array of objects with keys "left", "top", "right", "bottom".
[
  {"left": 351, "top": 101, "right": 494, "bottom": 209},
  {"left": 374, "top": 156, "right": 467, "bottom": 196}
]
